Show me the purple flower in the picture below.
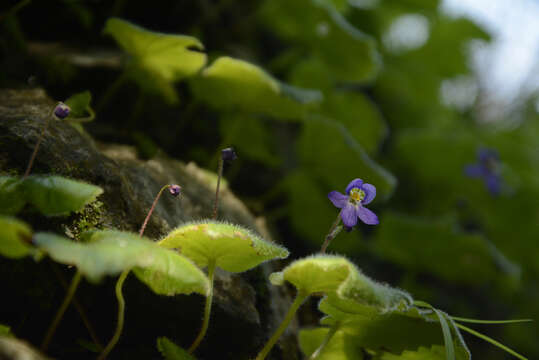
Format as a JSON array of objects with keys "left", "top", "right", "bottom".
[
  {"left": 328, "top": 178, "right": 379, "bottom": 227},
  {"left": 168, "top": 184, "right": 182, "bottom": 197},
  {"left": 53, "top": 102, "right": 70, "bottom": 119},
  {"left": 464, "top": 148, "right": 502, "bottom": 195},
  {"left": 221, "top": 147, "right": 237, "bottom": 162}
]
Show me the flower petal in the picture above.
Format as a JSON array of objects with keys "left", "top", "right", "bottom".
[
  {"left": 340, "top": 204, "right": 358, "bottom": 228},
  {"left": 328, "top": 191, "right": 348, "bottom": 208},
  {"left": 345, "top": 178, "right": 363, "bottom": 194},
  {"left": 464, "top": 164, "right": 486, "bottom": 178},
  {"left": 485, "top": 174, "right": 501, "bottom": 195},
  {"left": 356, "top": 206, "right": 379, "bottom": 225},
  {"left": 478, "top": 148, "right": 499, "bottom": 163},
  {"left": 360, "top": 183, "right": 376, "bottom": 205}
]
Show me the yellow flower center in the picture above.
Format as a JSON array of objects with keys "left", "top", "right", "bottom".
[{"left": 349, "top": 188, "right": 365, "bottom": 203}]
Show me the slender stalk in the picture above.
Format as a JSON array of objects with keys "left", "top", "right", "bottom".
[
  {"left": 139, "top": 184, "right": 171, "bottom": 237},
  {"left": 67, "top": 107, "right": 96, "bottom": 124},
  {"left": 188, "top": 261, "right": 216, "bottom": 353},
  {"left": 320, "top": 212, "right": 342, "bottom": 254},
  {"left": 309, "top": 322, "right": 340, "bottom": 359},
  {"left": 97, "top": 269, "right": 130, "bottom": 360},
  {"left": 40, "top": 270, "right": 82, "bottom": 351},
  {"left": 255, "top": 292, "right": 309, "bottom": 360},
  {"left": 23, "top": 108, "right": 54, "bottom": 179},
  {"left": 211, "top": 158, "right": 224, "bottom": 220}
]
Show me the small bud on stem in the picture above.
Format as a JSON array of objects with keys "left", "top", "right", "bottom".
[{"left": 139, "top": 184, "right": 181, "bottom": 237}]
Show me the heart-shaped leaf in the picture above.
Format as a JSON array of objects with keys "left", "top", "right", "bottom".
[
  {"left": 0, "top": 216, "right": 32, "bottom": 259},
  {"left": 190, "top": 56, "right": 321, "bottom": 119},
  {"left": 103, "top": 17, "right": 207, "bottom": 103},
  {"left": 34, "top": 231, "right": 209, "bottom": 296},
  {"left": 159, "top": 221, "right": 289, "bottom": 272}
]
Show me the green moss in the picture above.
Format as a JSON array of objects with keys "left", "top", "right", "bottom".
[{"left": 66, "top": 200, "right": 105, "bottom": 239}]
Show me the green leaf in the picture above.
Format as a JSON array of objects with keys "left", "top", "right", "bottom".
[
  {"left": 374, "top": 346, "right": 447, "bottom": 360},
  {"left": 103, "top": 17, "right": 207, "bottom": 103},
  {"left": 259, "top": 0, "right": 380, "bottom": 83},
  {"left": 0, "top": 216, "right": 32, "bottom": 259},
  {"left": 34, "top": 231, "right": 209, "bottom": 296},
  {"left": 270, "top": 255, "right": 412, "bottom": 309},
  {"left": 299, "top": 116, "right": 396, "bottom": 201},
  {"left": 159, "top": 221, "right": 289, "bottom": 272},
  {"left": 433, "top": 309, "right": 455, "bottom": 360},
  {"left": 299, "top": 327, "right": 363, "bottom": 360},
  {"left": 64, "top": 90, "right": 93, "bottom": 118},
  {"left": 22, "top": 176, "right": 103, "bottom": 216},
  {"left": 190, "top": 56, "right": 321, "bottom": 119},
  {"left": 157, "top": 337, "right": 197, "bottom": 360},
  {"left": 0, "top": 176, "right": 25, "bottom": 215}
]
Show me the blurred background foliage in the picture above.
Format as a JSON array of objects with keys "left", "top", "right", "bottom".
[{"left": 1, "top": 0, "right": 538, "bottom": 358}]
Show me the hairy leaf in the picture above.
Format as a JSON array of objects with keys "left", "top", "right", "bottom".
[{"left": 159, "top": 221, "right": 289, "bottom": 272}]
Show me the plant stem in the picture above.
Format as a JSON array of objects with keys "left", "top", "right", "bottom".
[
  {"left": 23, "top": 108, "right": 54, "bottom": 179},
  {"left": 40, "top": 270, "right": 82, "bottom": 352},
  {"left": 255, "top": 292, "right": 309, "bottom": 360},
  {"left": 320, "top": 212, "right": 342, "bottom": 254},
  {"left": 139, "top": 184, "right": 170, "bottom": 237},
  {"left": 211, "top": 158, "right": 224, "bottom": 220},
  {"left": 188, "top": 261, "right": 216, "bottom": 353},
  {"left": 97, "top": 269, "right": 130, "bottom": 360},
  {"left": 309, "top": 322, "right": 340, "bottom": 359}
]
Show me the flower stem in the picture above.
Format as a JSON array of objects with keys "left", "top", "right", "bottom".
[
  {"left": 255, "top": 292, "right": 309, "bottom": 360},
  {"left": 97, "top": 269, "right": 130, "bottom": 360},
  {"left": 40, "top": 270, "right": 82, "bottom": 352},
  {"left": 309, "top": 322, "right": 340, "bottom": 359},
  {"left": 23, "top": 108, "right": 54, "bottom": 179},
  {"left": 320, "top": 212, "right": 342, "bottom": 254},
  {"left": 211, "top": 158, "right": 224, "bottom": 220},
  {"left": 188, "top": 261, "right": 216, "bottom": 354},
  {"left": 139, "top": 184, "right": 171, "bottom": 237}
]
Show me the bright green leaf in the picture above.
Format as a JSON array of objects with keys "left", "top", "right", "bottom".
[
  {"left": 299, "top": 327, "right": 363, "bottom": 360},
  {"left": 103, "top": 17, "right": 207, "bottom": 103},
  {"left": 375, "top": 346, "right": 447, "bottom": 360},
  {"left": 64, "top": 90, "right": 93, "bottom": 118},
  {"left": 0, "top": 216, "right": 32, "bottom": 259},
  {"left": 157, "top": 337, "right": 197, "bottom": 360},
  {"left": 22, "top": 176, "right": 103, "bottom": 216},
  {"left": 159, "top": 221, "right": 289, "bottom": 272},
  {"left": 34, "top": 231, "right": 209, "bottom": 296},
  {"left": 190, "top": 56, "right": 321, "bottom": 119}
]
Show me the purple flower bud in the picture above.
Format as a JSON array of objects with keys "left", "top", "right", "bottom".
[
  {"left": 54, "top": 102, "right": 70, "bottom": 119},
  {"left": 168, "top": 184, "right": 181, "bottom": 197},
  {"left": 221, "top": 147, "right": 237, "bottom": 162}
]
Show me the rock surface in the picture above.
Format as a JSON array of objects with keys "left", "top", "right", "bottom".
[{"left": 0, "top": 89, "right": 298, "bottom": 360}]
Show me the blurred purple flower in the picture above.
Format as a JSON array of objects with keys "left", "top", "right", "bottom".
[
  {"left": 328, "top": 178, "right": 379, "bottom": 227},
  {"left": 53, "top": 102, "right": 70, "bottom": 119},
  {"left": 221, "top": 147, "right": 237, "bottom": 162},
  {"left": 464, "top": 148, "right": 502, "bottom": 195},
  {"left": 168, "top": 184, "right": 182, "bottom": 197}
]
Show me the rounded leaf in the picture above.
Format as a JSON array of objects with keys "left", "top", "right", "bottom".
[
  {"left": 0, "top": 177, "right": 25, "bottom": 215},
  {"left": 22, "top": 176, "right": 103, "bottom": 216},
  {"left": 34, "top": 230, "right": 209, "bottom": 296},
  {"left": 159, "top": 221, "right": 289, "bottom": 272}
]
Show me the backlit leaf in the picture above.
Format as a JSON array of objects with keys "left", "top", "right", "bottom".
[
  {"left": 159, "top": 221, "right": 289, "bottom": 272},
  {"left": 190, "top": 56, "right": 321, "bottom": 119},
  {"left": 0, "top": 176, "right": 25, "bottom": 215},
  {"left": 156, "top": 337, "right": 196, "bottom": 360}
]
